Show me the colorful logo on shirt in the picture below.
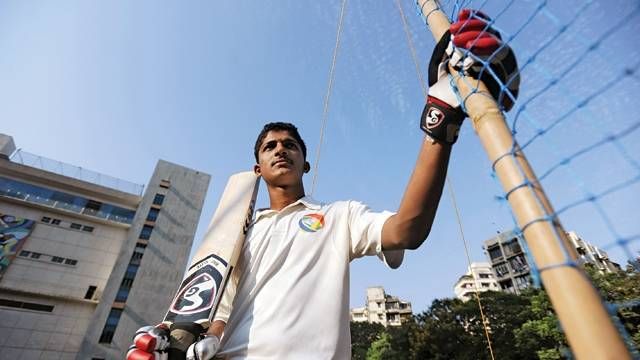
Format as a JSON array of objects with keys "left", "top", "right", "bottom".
[{"left": 299, "top": 213, "right": 325, "bottom": 233}]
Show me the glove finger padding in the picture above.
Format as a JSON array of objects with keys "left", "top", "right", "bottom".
[
  {"left": 126, "top": 347, "right": 167, "bottom": 360},
  {"left": 134, "top": 325, "right": 170, "bottom": 352},
  {"left": 432, "top": 8, "right": 520, "bottom": 112},
  {"left": 127, "top": 325, "right": 170, "bottom": 360}
]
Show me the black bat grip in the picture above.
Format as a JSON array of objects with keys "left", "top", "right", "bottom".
[{"left": 167, "top": 322, "right": 205, "bottom": 359}]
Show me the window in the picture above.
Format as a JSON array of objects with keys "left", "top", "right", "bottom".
[
  {"left": 121, "top": 278, "right": 134, "bottom": 288},
  {"left": 159, "top": 179, "right": 171, "bottom": 189},
  {"left": 146, "top": 208, "right": 160, "bottom": 222},
  {"left": 41, "top": 216, "right": 51, "bottom": 223},
  {"left": 0, "top": 298, "right": 54, "bottom": 312},
  {"left": 19, "top": 250, "right": 30, "bottom": 257},
  {"left": 82, "top": 225, "right": 94, "bottom": 232},
  {"left": 85, "top": 200, "right": 103, "bottom": 211},
  {"left": 153, "top": 194, "right": 165, "bottom": 206},
  {"left": 482, "top": 282, "right": 490, "bottom": 288},
  {"left": 70, "top": 223, "right": 82, "bottom": 230},
  {"left": 30, "top": 252, "right": 42, "bottom": 259},
  {"left": 0, "top": 177, "right": 134, "bottom": 224},
  {"left": 51, "top": 191, "right": 80, "bottom": 212},
  {"left": 494, "top": 263, "right": 509, "bottom": 277},
  {"left": 115, "top": 288, "right": 130, "bottom": 302},
  {"left": 85, "top": 286, "right": 97, "bottom": 300},
  {"left": 99, "top": 308, "right": 123, "bottom": 343},
  {"left": 135, "top": 243, "right": 147, "bottom": 252},
  {"left": 488, "top": 246, "right": 502, "bottom": 261},
  {"left": 139, "top": 225, "right": 153, "bottom": 240},
  {"left": 65, "top": 259, "right": 78, "bottom": 266},
  {"left": 479, "top": 273, "right": 491, "bottom": 279},
  {"left": 125, "top": 264, "right": 139, "bottom": 277},
  {"left": 51, "top": 256, "right": 64, "bottom": 263},
  {"left": 131, "top": 251, "right": 143, "bottom": 262},
  {"left": 509, "top": 255, "right": 528, "bottom": 273},
  {"left": 503, "top": 240, "right": 522, "bottom": 256}
]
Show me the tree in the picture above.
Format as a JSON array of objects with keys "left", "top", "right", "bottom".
[
  {"left": 586, "top": 262, "right": 640, "bottom": 350},
  {"left": 513, "top": 263, "right": 640, "bottom": 358},
  {"left": 514, "top": 288, "right": 568, "bottom": 359},
  {"left": 408, "top": 292, "right": 535, "bottom": 360},
  {"left": 366, "top": 332, "right": 392, "bottom": 360},
  {"left": 351, "top": 263, "right": 640, "bottom": 359},
  {"left": 350, "top": 321, "right": 385, "bottom": 360}
]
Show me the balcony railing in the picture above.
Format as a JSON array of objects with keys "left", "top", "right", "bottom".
[{"left": 11, "top": 149, "right": 144, "bottom": 196}]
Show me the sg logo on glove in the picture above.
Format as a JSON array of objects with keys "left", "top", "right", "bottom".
[{"left": 425, "top": 107, "right": 445, "bottom": 129}]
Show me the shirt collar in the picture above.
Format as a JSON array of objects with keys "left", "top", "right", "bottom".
[{"left": 254, "top": 195, "right": 322, "bottom": 221}]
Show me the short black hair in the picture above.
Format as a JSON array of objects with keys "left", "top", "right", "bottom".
[{"left": 254, "top": 122, "right": 307, "bottom": 162}]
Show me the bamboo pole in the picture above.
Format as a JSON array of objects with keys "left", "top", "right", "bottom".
[{"left": 416, "top": 1, "right": 630, "bottom": 358}]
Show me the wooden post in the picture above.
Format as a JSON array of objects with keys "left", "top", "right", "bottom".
[{"left": 416, "top": 1, "right": 631, "bottom": 358}]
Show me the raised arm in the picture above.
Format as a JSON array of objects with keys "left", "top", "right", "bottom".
[
  {"left": 382, "top": 8, "right": 519, "bottom": 250},
  {"left": 382, "top": 138, "right": 450, "bottom": 250}
]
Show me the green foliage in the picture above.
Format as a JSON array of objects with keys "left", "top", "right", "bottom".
[
  {"left": 351, "top": 321, "right": 385, "bottom": 360},
  {"left": 513, "top": 289, "right": 567, "bottom": 359},
  {"left": 351, "top": 261, "right": 640, "bottom": 359},
  {"left": 586, "top": 262, "right": 640, "bottom": 351},
  {"left": 366, "top": 332, "right": 391, "bottom": 360},
  {"left": 409, "top": 292, "right": 536, "bottom": 360}
]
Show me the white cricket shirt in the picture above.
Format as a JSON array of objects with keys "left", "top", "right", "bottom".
[{"left": 214, "top": 196, "right": 404, "bottom": 359}]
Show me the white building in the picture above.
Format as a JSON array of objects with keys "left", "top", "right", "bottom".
[
  {"left": 566, "top": 231, "right": 620, "bottom": 273},
  {"left": 453, "top": 262, "right": 500, "bottom": 301},
  {"left": 350, "top": 286, "right": 412, "bottom": 327}
]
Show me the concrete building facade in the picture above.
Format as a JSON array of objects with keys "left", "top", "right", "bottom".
[
  {"left": 483, "top": 230, "right": 531, "bottom": 295},
  {"left": 0, "top": 135, "right": 210, "bottom": 360},
  {"left": 453, "top": 262, "right": 500, "bottom": 301},
  {"left": 350, "top": 286, "right": 412, "bottom": 327},
  {"left": 483, "top": 230, "right": 620, "bottom": 296}
]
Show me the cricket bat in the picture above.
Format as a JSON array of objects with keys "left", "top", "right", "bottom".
[{"left": 162, "top": 171, "right": 259, "bottom": 358}]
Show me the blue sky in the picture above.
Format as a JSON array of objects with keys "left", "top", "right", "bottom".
[{"left": 1, "top": 0, "right": 638, "bottom": 312}]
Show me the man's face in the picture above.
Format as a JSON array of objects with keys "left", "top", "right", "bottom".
[{"left": 254, "top": 130, "right": 307, "bottom": 186}]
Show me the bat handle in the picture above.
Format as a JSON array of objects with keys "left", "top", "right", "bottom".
[{"left": 168, "top": 322, "right": 205, "bottom": 360}]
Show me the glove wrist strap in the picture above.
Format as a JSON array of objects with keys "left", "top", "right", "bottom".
[{"left": 420, "top": 96, "right": 465, "bottom": 144}]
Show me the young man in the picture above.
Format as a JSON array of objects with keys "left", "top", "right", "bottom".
[{"left": 128, "top": 8, "right": 519, "bottom": 360}]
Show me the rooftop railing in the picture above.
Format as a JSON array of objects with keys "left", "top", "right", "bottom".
[{"left": 10, "top": 149, "right": 144, "bottom": 196}]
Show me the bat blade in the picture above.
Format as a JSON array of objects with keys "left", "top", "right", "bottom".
[{"left": 162, "top": 171, "right": 259, "bottom": 357}]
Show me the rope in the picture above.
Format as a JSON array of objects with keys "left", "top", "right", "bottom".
[
  {"left": 394, "top": 1, "right": 496, "bottom": 358},
  {"left": 310, "top": 0, "right": 348, "bottom": 196},
  {"left": 447, "top": 178, "right": 497, "bottom": 360}
]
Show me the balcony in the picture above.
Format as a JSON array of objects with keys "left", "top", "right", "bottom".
[{"left": 0, "top": 176, "right": 135, "bottom": 225}]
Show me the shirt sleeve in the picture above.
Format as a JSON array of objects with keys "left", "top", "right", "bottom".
[{"left": 347, "top": 200, "right": 404, "bottom": 269}]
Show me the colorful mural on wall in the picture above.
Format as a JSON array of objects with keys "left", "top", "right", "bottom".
[{"left": 0, "top": 213, "right": 35, "bottom": 276}]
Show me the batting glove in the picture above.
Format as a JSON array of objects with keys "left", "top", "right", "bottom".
[
  {"left": 186, "top": 335, "right": 221, "bottom": 360},
  {"left": 421, "top": 9, "right": 520, "bottom": 144},
  {"left": 126, "top": 325, "right": 170, "bottom": 360}
]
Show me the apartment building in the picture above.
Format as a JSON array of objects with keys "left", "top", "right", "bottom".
[
  {"left": 350, "top": 286, "right": 412, "bottom": 327},
  {"left": 453, "top": 262, "right": 500, "bottom": 301}
]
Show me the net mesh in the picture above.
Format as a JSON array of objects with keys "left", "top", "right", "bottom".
[{"left": 416, "top": 0, "right": 640, "bottom": 356}]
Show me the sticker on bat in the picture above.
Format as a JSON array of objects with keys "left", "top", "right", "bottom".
[
  {"left": 164, "top": 254, "right": 228, "bottom": 323},
  {"left": 170, "top": 272, "right": 217, "bottom": 315}
]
